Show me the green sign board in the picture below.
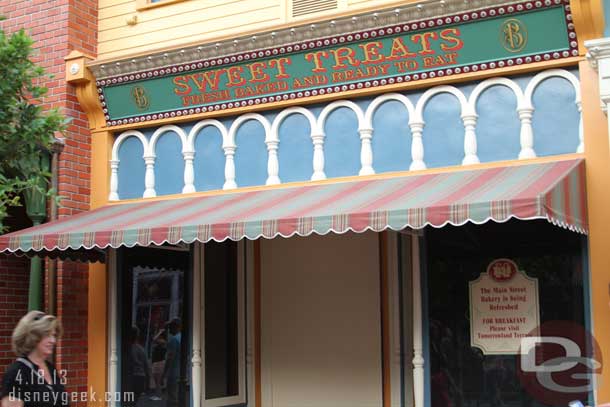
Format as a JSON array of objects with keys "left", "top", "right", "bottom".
[{"left": 99, "top": 1, "right": 575, "bottom": 125}]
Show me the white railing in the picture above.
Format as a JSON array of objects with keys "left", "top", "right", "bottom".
[{"left": 109, "top": 69, "right": 582, "bottom": 200}]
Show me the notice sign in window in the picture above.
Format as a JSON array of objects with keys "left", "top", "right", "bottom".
[{"left": 469, "top": 258, "right": 540, "bottom": 355}]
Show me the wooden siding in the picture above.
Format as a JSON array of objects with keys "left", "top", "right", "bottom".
[{"left": 98, "top": 0, "right": 413, "bottom": 60}]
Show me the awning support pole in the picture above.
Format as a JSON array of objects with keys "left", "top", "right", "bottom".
[
  {"left": 27, "top": 228, "right": 43, "bottom": 311},
  {"left": 24, "top": 151, "right": 48, "bottom": 312},
  {"left": 412, "top": 235, "right": 424, "bottom": 407},
  {"left": 47, "top": 137, "right": 64, "bottom": 315}
]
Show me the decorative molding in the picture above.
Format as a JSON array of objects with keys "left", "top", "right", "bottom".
[
  {"left": 468, "top": 77, "right": 526, "bottom": 158},
  {"left": 148, "top": 125, "right": 188, "bottom": 157},
  {"left": 90, "top": 0, "right": 530, "bottom": 80},
  {"left": 585, "top": 38, "right": 610, "bottom": 113},
  {"left": 65, "top": 51, "right": 105, "bottom": 130},
  {"left": 585, "top": 37, "right": 610, "bottom": 157},
  {"left": 109, "top": 68, "right": 582, "bottom": 199},
  {"left": 522, "top": 68, "right": 581, "bottom": 156},
  {"left": 110, "top": 130, "right": 148, "bottom": 201}
]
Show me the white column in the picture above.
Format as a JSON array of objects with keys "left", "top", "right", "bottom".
[
  {"left": 311, "top": 132, "right": 326, "bottom": 181},
  {"left": 192, "top": 243, "right": 203, "bottom": 407},
  {"left": 517, "top": 107, "right": 536, "bottom": 159},
  {"left": 586, "top": 38, "right": 610, "bottom": 123},
  {"left": 461, "top": 113, "right": 480, "bottom": 165},
  {"left": 266, "top": 140, "right": 281, "bottom": 185},
  {"left": 358, "top": 127, "right": 375, "bottom": 175},
  {"left": 586, "top": 38, "right": 610, "bottom": 160},
  {"left": 183, "top": 151, "right": 196, "bottom": 194},
  {"left": 412, "top": 235, "right": 424, "bottom": 407},
  {"left": 223, "top": 146, "right": 237, "bottom": 189},
  {"left": 109, "top": 159, "right": 119, "bottom": 201},
  {"left": 409, "top": 121, "right": 426, "bottom": 171},
  {"left": 143, "top": 155, "right": 157, "bottom": 197},
  {"left": 107, "top": 249, "right": 118, "bottom": 407}
]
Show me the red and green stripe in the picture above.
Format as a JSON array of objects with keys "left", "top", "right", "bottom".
[{"left": 0, "top": 158, "right": 587, "bottom": 254}]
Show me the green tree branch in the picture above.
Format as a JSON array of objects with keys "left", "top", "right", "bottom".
[{"left": 0, "top": 27, "right": 68, "bottom": 231}]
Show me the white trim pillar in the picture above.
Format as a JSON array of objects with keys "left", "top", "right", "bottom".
[
  {"left": 358, "top": 127, "right": 375, "bottom": 175},
  {"left": 311, "top": 132, "right": 326, "bottom": 181},
  {"left": 412, "top": 234, "right": 424, "bottom": 407},
  {"left": 192, "top": 243, "right": 203, "bottom": 407},
  {"left": 109, "top": 160, "right": 120, "bottom": 201},
  {"left": 183, "top": 150, "right": 196, "bottom": 194},
  {"left": 586, "top": 38, "right": 610, "bottom": 153},
  {"left": 107, "top": 249, "right": 118, "bottom": 407},
  {"left": 143, "top": 155, "right": 157, "bottom": 197}
]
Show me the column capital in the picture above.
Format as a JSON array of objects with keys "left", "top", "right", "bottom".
[{"left": 585, "top": 38, "right": 610, "bottom": 113}]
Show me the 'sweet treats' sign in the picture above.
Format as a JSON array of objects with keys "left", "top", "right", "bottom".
[{"left": 98, "top": 1, "right": 576, "bottom": 126}]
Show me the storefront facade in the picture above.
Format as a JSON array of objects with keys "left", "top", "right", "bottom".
[{"left": 2, "top": 0, "right": 610, "bottom": 406}]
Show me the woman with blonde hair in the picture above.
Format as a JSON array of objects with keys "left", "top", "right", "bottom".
[{"left": 0, "top": 311, "right": 69, "bottom": 407}]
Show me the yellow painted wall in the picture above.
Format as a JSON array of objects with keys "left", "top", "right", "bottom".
[
  {"left": 86, "top": 130, "right": 113, "bottom": 401},
  {"left": 580, "top": 60, "right": 610, "bottom": 404},
  {"left": 98, "top": 0, "right": 419, "bottom": 61},
  {"left": 259, "top": 231, "right": 383, "bottom": 407},
  {"left": 87, "top": 263, "right": 107, "bottom": 407}
]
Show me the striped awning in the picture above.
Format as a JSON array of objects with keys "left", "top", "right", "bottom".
[{"left": 0, "top": 158, "right": 587, "bottom": 259}]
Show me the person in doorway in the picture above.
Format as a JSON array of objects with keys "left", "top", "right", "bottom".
[
  {"left": 162, "top": 319, "right": 181, "bottom": 407},
  {"left": 127, "top": 326, "right": 151, "bottom": 407},
  {"left": 0, "top": 311, "right": 69, "bottom": 407},
  {"left": 150, "top": 328, "right": 167, "bottom": 401}
]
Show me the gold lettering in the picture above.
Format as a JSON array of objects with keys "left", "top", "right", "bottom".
[
  {"left": 269, "top": 57, "right": 291, "bottom": 79},
  {"left": 131, "top": 86, "right": 149, "bottom": 109},
  {"left": 226, "top": 66, "right": 246, "bottom": 87},
  {"left": 329, "top": 47, "right": 360, "bottom": 70},
  {"left": 411, "top": 32, "right": 438, "bottom": 55},
  {"left": 387, "top": 38, "right": 417, "bottom": 60},
  {"left": 440, "top": 28, "right": 464, "bottom": 52},
  {"left": 304, "top": 51, "right": 330, "bottom": 73},
  {"left": 246, "top": 62, "right": 270, "bottom": 83},
  {"left": 358, "top": 41, "right": 385, "bottom": 64}
]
